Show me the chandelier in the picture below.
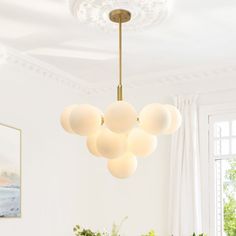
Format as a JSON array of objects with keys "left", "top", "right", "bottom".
[{"left": 61, "top": 9, "right": 182, "bottom": 179}]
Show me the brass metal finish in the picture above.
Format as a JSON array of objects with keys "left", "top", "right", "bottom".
[
  {"left": 117, "top": 85, "right": 123, "bottom": 101},
  {"left": 109, "top": 9, "right": 131, "bottom": 23},
  {"left": 109, "top": 9, "right": 131, "bottom": 101},
  {"left": 101, "top": 117, "right": 104, "bottom": 125},
  {"left": 117, "top": 14, "right": 123, "bottom": 101}
]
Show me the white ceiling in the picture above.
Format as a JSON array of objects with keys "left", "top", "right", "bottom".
[{"left": 0, "top": 0, "right": 236, "bottom": 90}]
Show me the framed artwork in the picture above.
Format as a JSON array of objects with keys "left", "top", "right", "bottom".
[{"left": 0, "top": 123, "right": 21, "bottom": 218}]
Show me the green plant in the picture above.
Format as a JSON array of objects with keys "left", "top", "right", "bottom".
[
  {"left": 73, "top": 225, "right": 108, "bottom": 236},
  {"left": 141, "top": 229, "right": 156, "bottom": 236},
  {"left": 192, "top": 233, "right": 207, "bottom": 236},
  {"left": 223, "top": 159, "right": 236, "bottom": 236},
  {"left": 74, "top": 217, "right": 127, "bottom": 236},
  {"left": 110, "top": 216, "right": 128, "bottom": 236}
]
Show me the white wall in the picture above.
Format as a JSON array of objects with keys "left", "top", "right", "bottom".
[{"left": 0, "top": 61, "right": 171, "bottom": 236}]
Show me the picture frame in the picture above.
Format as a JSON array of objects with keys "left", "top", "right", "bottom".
[{"left": 0, "top": 123, "right": 22, "bottom": 218}]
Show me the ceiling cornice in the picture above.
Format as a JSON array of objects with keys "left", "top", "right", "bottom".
[
  {"left": 127, "top": 64, "right": 236, "bottom": 88},
  {"left": 0, "top": 46, "right": 96, "bottom": 95},
  {"left": 1, "top": 46, "right": 236, "bottom": 96}
]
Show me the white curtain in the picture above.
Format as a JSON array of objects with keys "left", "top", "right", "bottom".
[{"left": 168, "top": 96, "right": 202, "bottom": 236}]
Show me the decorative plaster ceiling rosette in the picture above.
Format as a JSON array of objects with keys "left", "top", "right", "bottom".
[{"left": 69, "top": 0, "right": 173, "bottom": 30}]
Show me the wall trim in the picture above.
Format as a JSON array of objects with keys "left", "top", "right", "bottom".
[{"left": 1, "top": 46, "right": 236, "bottom": 96}]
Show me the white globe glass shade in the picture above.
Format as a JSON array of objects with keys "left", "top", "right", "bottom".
[
  {"left": 163, "top": 105, "right": 182, "bottom": 134},
  {"left": 128, "top": 128, "right": 157, "bottom": 157},
  {"left": 104, "top": 101, "right": 137, "bottom": 133},
  {"left": 139, "top": 103, "right": 171, "bottom": 135},
  {"left": 86, "top": 132, "right": 101, "bottom": 157},
  {"left": 96, "top": 128, "right": 127, "bottom": 159},
  {"left": 60, "top": 104, "right": 78, "bottom": 133},
  {"left": 107, "top": 153, "right": 137, "bottom": 179},
  {"left": 69, "top": 104, "right": 102, "bottom": 136}
]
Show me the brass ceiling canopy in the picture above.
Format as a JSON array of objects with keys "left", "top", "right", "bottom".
[{"left": 109, "top": 9, "right": 131, "bottom": 23}]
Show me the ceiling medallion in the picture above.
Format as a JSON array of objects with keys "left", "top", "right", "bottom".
[
  {"left": 61, "top": 9, "right": 181, "bottom": 179},
  {"left": 69, "top": 0, "right": 172, "bottom": 30}
]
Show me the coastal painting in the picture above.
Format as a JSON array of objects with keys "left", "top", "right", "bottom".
[{"left": 0, "top": 123, "right": 21, "bottom": 217}]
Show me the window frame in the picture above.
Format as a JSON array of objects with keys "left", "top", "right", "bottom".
[
  {"left": 209, "top": 114, "right": 236, "bottom": 236},
  {"left": 199, "top": 102, "right": 236, "bottom": 236}
]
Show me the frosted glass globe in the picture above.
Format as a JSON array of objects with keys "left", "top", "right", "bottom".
[
  {"left": 128, "top": 128, "right": 157, "bottom": 157},
  {"left": 70, "top": 104, "right": 102, "bottom": 136},
  {"left": 107, "top": 153, "right": 137, "bottom": 179},
  {"left": 163, "top": 105, "right": 182, "bottom": 134},
  {"left": 104, "top": 101, "right": 137, "bottom": 133},
  {"left": 86, "top": 132, "right": 101, "bottom": 157},
  {"left": 60, "top": 104, "right": 78, "bottom": 133},
  {"left": 139, "top": 103, "right": 171, "bottom": 135},
  {"left": 96, "top": 128, "right": 127, "bottom": 159}
]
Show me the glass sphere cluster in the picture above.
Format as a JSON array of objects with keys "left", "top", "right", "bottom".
[{"left": 61, "top": 101, "right": 181, "bottom": 179}]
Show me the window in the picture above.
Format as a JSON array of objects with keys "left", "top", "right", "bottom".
[{"left": 209, "top": 115, "right": 236, "bottom": 236}]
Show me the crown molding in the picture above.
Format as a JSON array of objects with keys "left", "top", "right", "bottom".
[
  {"left": 1, "top": 46, "right": 236, "bottom": 96},
  {"left": 1, "top": 46, "right": 97, "bottom": 95},
  {"left": 126, "top": 64, "right": 236, "bottom": 87}
]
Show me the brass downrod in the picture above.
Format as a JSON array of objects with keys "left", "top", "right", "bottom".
[
  {"left": 117, "top": 15, "right": 123, "bottom": 101},
  {"left": 109, "top": 9, "right": 131, "bottom": 101}
]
